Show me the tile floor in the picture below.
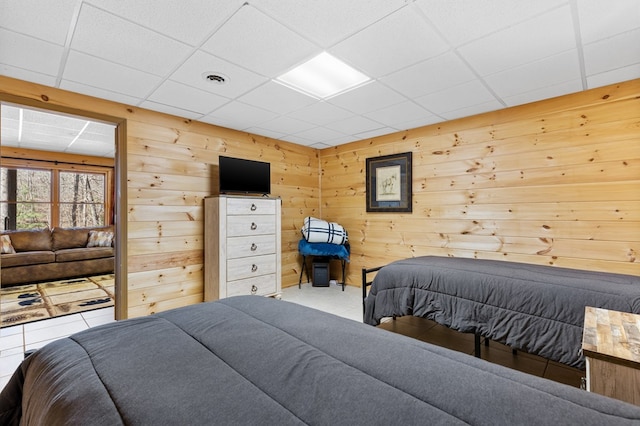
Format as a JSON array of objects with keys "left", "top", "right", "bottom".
[{"left": 0, "top": 281, "right": 584, "bottom": 393}]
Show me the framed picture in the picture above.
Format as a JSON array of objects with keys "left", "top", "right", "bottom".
[{"left": 366, "top": 152, "right": 412, "bottom": 212}]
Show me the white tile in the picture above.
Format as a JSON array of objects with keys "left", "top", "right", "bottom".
[
  {"left": 587, "top": 63, "right": 640, "bottom": 90},
  {"left": 202, "top": 101, "right": 278, "bottom": 130},
  {"left": 24, "top": 319, "right": 88, "bottom": 346},
  {"left": 63, "top": 50, "right": 162, "bottom": 99},
  {"left": 81, "top": 306, "right": 115, "bottom": 319},
  {"left": 86, "top": 0, "right": 246, "bottom": 45},
  {"left": 253, "top": 116, "right": 316, "bottom": 136},
  {"left": 0, "top": 352, "right": 24, "bottom": 378},
  {"left": 502, "top": 79, "right": 582, "bottom": 107},
  {"left": 458, "top": 5, "right": 576, "bottom": 76},
  {"left": 0, "top": 0, "right": 77, "bottom": 45},
  {"left": 415, "top": 80, "right": 498, "bottom": 115},
  {"left": 324, "top": 115, "right": 385, "bottom": 135},
  {"left": 293, "top": 127, "right": 348, "bottom": 144},
  {"left": 60, "top": 79, "right": 143, "bottom": 106},
  {"left": 0, "top": 29, "right": 63, "bottom": 76},
  {"left": 381, "top": 52, "right": 477, "bottom": 99},
  {"left": 288, "top": 102, "right": 354, "bottom": 127},
  {"left": 70, "top": 4, "right": 191, "bottom": 76},
  {"left": 256, "top": 0, "right": 407, "bottom": 47},
  {"left": 169, "top": 50, "right": 268, "bottom": 99},
  {"left": 583, "top": 28, "right": 640, "bottom": 76},
  {"left": 0, "top": 63, "right": 57, "bottom": 87},
  {"left": 441, "top": 99, "right": 504, "bottom": 121},
  {"left": 238, "top": 81, "right": 317, "bottom": 115},
  {"left": 484, "top": 50, "right": 581, "bottom": 99},
  {"left": 201, "top": 4, "right": 316, "bottom": 78},
  {"left": 330, "top": 6, "right": 448, "bottom": 78},
  {"left": 416, "top": 0, "right": 566, "bottom": 46},
  {"left": 23, "top": 313, "right": 84, "bottom": 332},
  {"left": 328, "top": 81, "right": 406, "bottom": 115},
  {"left": 364, "top": 100, "right": 437, "bottom": 129},
  {"left": 577, "top": 0, "right": 640, "bottom": 44},
  {"left": 0, "top": 332, "right": 23, "bottom": 353},
  {"left": 147, "top": 80, "right": 229, "bottom": 116}
]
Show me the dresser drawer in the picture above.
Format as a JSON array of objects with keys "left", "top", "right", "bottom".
[
  {"left": 226, "top": 274, "right": 277, "bottom": 297},
  {"left": 226, "top": 235, "right": 276, "bottom": 259},
  {"left": 226, "top": 198, "right": 276, "bottom": 215},
  {"left": 227, "top": 215, "right": 276, "bottom": 237},
  {"left": 227, "top": 254, "right": 277, "bottom": 280}
]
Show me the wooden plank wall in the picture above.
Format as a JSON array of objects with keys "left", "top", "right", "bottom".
[
  {"left": 319, "top": 79, "right": 640, "bottom": 283},
  {"left": 0, "top": 76, "right": 320, "bottom": 318}
]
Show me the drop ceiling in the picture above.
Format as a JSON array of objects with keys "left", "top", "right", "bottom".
[{"left": 0, "top": 0, "right": 638, "bottom": 152}]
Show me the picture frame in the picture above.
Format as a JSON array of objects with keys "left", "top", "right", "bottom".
[{"left": 365, "top": 152, "right": 412, "bottom": 212}]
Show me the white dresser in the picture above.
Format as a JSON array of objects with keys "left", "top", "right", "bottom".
[{"left": 204, "top": 195, "right": 281, "bottom": 301}]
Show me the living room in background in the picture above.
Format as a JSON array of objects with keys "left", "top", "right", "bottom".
[{"left": 0, "top": 103, "right": 119, "bottom": 325}]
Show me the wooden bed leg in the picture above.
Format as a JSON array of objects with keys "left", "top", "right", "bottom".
[
  {"left": 474, "top": 333, "right": 481, "bottom": 358},
  {"left": 485, "top": 338, "right": 490, "bottom": 347},
  {"left": 298, "top": 255, "right": 306, "bottom": 288}
]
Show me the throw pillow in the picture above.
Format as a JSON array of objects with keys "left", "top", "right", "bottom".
[
  {"left": 1, "top": 234, "right": 16, "bottom": 254},
  {"left": 87, "top": 230, "right": 114, "bottom": 248},
  {"left": 301, "top": 217, "right": 348, "bottom": 245}
]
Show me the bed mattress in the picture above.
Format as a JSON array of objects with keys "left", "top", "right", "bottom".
[
  {"left": 364, "top": 256, "right": 640, "bottom": 368},
  {"left": 2, "top": 295, "right": 640, "bottom": 425}
]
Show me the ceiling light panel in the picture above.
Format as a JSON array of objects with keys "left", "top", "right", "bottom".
[{"left": 276, "top": 52, "right": 371, "bottom": 99}]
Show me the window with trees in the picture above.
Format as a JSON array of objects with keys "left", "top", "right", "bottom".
[{"left": 1, "top": 162, "right": 111, "bottom": 231}]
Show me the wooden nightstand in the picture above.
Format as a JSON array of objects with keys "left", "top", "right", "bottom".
[{"left": 582, "top": 306, "right": 640, "bottom": 405}]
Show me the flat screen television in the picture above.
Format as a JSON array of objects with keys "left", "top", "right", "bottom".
[{"left": 218, "top": 156, "right": 271, "bottom": 195}]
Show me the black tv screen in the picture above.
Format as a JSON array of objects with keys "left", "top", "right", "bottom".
[{"left": 218, "top": 156, "right": 271, "bottom": 195}]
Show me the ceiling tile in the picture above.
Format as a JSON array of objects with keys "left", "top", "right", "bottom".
[
  {"left": 458, "top": 5, "right": 576, "bottom": 76},
  {"left": 415, "top": 0, "right": 566, "bottom": 46},
  {"left": 440, "top": 99, "right": 504, "bottom": 121},
  {"left": 0, "top": 63, "right": 57, "bottom": 87},
  {"left": 169, "top": 50, "right": 268, "bottom": 99},
  {"left": 62, "top": 50, "right": 162, "bottom": 98},
  {"left": 324, "top": 115, "right": 384, "bottom": 135},
  {"left": 577, "top": 0, "right": 640, "bottom": 44},
  {"left": 415, "top": 80, "right": 498, "bottom": 114},
  {"left": 201, "top": 4, "right": 317, "bottom": 78},
  {"left": 139, "top": 100, "right": 204, "bottom": 120},
  {"left": 292, "top": 126, "right": 348, "bottom": 143},
  {"left": 330, "top": 6, "right": 448, "bottom": 78},
  {"left": 381, "top": 52, "right": 476, "bottom": 99},
  {"left": 0, "top": 0, "right": 77, "bottom": 45},
  {"left": 328, "top": 81, "right": 406, "bottom": 115},
  {"left": 502, "top": 79, "right": 582, "bottom": 107},
  {"left": 287, "top": 102, "right": 354, "bottom": 126},
  {"left": 59, "top": 80, "right": 143, "bottom": 107},
  {"left": 355, "top": 126, "right": 399, "bottom": 140},
  {"left": 147, "top": 80, "right": 229, "bottom": 116},
  {"left": 255, "top": 0, "right": 407, "bottom": 47},
  {"left": 253, "top": 116, "right": 316, "bottom": 136},
  {"left": 71, "top": 4, "right": 191, "bottom": 76},
  {"left": 587, "top": 64, "right": 640, "bottom": 89},
  {"left": 201, "top": 101, "right": 278, "bottom": 130},
  {"left": 85, "top": 0, "right": 246, "bottom": 45},
  {"left": 484, "top": 50, "right": 581, "bottom": 99},
  {"left": 238, "top": 81, "right": 317, "bottom": 115},
  {"left": 0, "top": 29, "right": 63, "bottom": 76},
  {"left": 242, "top": 126, "right": 286, "bottom": 140},
  {"left": 583, "top": 29, "right": 640, "bottom": 77},
  {"left": 364, "top": 100, "right": 437, "bottom": 129}
]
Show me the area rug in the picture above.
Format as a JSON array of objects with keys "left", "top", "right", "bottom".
[{"left": 0, "top": 274, "right": 114, "bottom": 328}]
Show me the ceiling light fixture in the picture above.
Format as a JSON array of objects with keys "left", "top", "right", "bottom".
[{"left": 275, "top": 52, "right": 371, "bottom": 99}]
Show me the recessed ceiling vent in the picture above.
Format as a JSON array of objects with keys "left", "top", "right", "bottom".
[{"left": 202, "top": 72, "right": 228, "bottom": 84}]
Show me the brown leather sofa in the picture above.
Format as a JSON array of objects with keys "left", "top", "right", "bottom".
[{"left": 0, "top": 226, "right": 114, "bottom": 287}]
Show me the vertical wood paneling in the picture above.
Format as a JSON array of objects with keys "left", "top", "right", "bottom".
[
  {"left": 320, "top": 79, "right": 640, "bottom": 283},
  {"left": 0, "top": 76, "right": 319, "bottom": 318}
]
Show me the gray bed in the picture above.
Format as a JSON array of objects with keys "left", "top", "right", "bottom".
[
  {"left": 2, "top": 295, "right": 640, "bottom": 425},
  {"left": 364, "top": 256, "right": 640, "bottom": 368}
]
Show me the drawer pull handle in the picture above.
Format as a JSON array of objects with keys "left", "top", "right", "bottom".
[
  {"left": 251, "top": 285, "right": 258, "bottom": 295},
  {"left": 250, "top": 203, "right": 257, "bottom": 211},
  {"left": 251, "top": 264, "right": 258, "bottom": 272},
  {"left": 251, "top": 222, "right": 257, "bottom": 230},
  {"left": 251, "top": 243, "right": 257, "bottom": 251}
]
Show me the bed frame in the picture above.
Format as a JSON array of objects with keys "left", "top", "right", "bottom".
[
  {"left": 362, "top": 256, "right": 640, "bottom": 368},
  {"left": 2, "top": 296, "right": 640, "bottom": 425}
]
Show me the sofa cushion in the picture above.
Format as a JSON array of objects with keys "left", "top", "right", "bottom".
[
  {"left": 1, "top": 234, "right": 16, "bottom": 254},
  {"left": 2, "top": 229, "right": 52, "bottom": 252},
  {"left": 87, "top": 230, "right": 114, "bottom": 248},
  {"left": 52, "top": 227, "right": 89, "bottom": 250},
  {"left": 55, "top": 247, "right": 114, "bottom": 263},
  {"left": 1, "top": 251, "right": 56, "bottom": 268}
]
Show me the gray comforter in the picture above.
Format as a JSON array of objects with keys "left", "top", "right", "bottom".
[
  {"left": 2, "top": 295, "right": 640, "bottom": 425},
  {"left": 364, "top": 256, "right": 640, "bottom": 368}
]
